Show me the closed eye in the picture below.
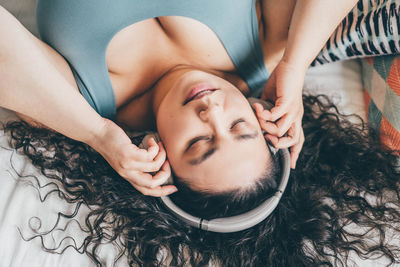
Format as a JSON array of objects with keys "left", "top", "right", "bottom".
[
  {"left": 230, "top": 118, "right": 258, "bottom": 140},
  {"left": 230, "top": 118, "right": 245, "bottom": 129},
  {"left": 185, "top": 136, "right": 212, "bottom": 152},
  {"left": 230, "top": 118, "right": 246, "bottom": 130},
  {"left": 186, "top": 119, "right": 246, "bottom": 150},
  {"left": 185, "top": 118, "right": 259, "bottom": 165}
]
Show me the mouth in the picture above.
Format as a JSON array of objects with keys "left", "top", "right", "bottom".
[{"left": 183, "top": 84, "right": 218, "bottom": 105}]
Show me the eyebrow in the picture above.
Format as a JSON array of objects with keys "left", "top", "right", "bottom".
[{"left": 189, "top": 131, "right": 259, "bottom": 165}]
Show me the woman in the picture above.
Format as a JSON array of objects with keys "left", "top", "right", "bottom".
[
  {"left": 2, "top": 0, "right": 400, "bottom": 265},
  {"left": 4, "top": 95, "right": 400, "bottom": 266},
  {"left": 0, "top": 0, "right": 364, "bottom": 196}
]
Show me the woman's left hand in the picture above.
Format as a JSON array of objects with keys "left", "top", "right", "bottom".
[
  {"left": 89, "top": 119, "right": 177, "bottom": 197},
  {"left": 254, "top": 59, "right": 306, "bottom": 168}
]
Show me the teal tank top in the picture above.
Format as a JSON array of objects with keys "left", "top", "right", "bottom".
[{"left": 36, "top": 0, "right": 269, "bottom": 119}]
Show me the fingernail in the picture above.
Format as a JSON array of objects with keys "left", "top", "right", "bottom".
[
  {"left": 292, "top": 159, "right": 297, "bottom": 169},
  {"left": 169, "top": 187, "right": 178, "bottom": 194}
]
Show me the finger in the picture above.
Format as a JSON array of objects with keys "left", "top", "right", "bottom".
[
  {"left": 154, "top": 141, "right": 167, "bottom": 164},
  {"left": 273, "top": 121, "right": 301, "bottom": 148},
  {"left": 123, "top": 171, "right": 156, "bottom": 188},
  {"left": 146, "top": 137, "right": 159, "bottom": 160},
  {"left": 126, "top": 138, "right": 159, "bottom": 162},
  {"left": 270, "top": 134, "right": 296, "bottom": 149},
  {"left": 275, "top": 114, "right": 295, "bottom": 137},
  {"left": 133, "top": 184, "right": 178, "bottom": 197},
  {"left": 136, "top": 142, "right": 167, "bottom": 173},
  {"left": 265, "top": 134, "right": 279, "bottom": 147},
  {"left": 124, "top": 143, "right": 150, "bottom": 160},
  {"left": 149, "top": 160, "right": 172, "bottom": 188},
  {"left": 253, "top": 103, "right": 264, "bottom": 118},
  {"left": 258, "top": 119, "right": 280, "bottom": 136},
  {"left": 253, "top": 103, "right": 271, "bottom": 121},
  {"left": 290, "top": 128, "right": 304, "bottom": 169},
  {"left": 117, "top": 143, "right": 161, "bottom": 168},
  {"left": 269, "top": 102, "right": 289, "bottom": 122}
]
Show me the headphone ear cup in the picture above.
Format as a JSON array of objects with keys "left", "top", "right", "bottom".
[{"left": 247, "top": 97, "right": 274, "bottom": 113}]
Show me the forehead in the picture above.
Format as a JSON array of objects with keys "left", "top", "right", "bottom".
[{"left": 177, "top": 136, "right": 270, "bottom": 192}]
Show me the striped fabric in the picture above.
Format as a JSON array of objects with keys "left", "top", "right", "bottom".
[
  {"left": 313, "top": 0, "right": 400, "bottom": 66},
  {"left": 309, "top": 0, "right": 400, "bottom": 151},
  {"left": 361, "top": 56, "right": 400, "bottom": 151}
]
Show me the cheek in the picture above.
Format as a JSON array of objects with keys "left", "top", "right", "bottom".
[
  {"left": 158, "top": 112, "right": 188, "bottom": 139},
  {"left": 157, "top": 109, "right": 197, "bottom": 158}
]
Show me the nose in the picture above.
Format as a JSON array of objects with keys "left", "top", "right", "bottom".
[
  {"left": 198, "top": 96, "right": 222, "bottom": 122},
  {"left": 197, "top": 96, "right": 229, "bottom": 139}
]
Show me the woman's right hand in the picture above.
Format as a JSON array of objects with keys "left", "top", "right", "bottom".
[
  {"left": 255, "top": 60, "right": 305, "bottom": 169},
  {"left": 90, "top": 119, "right": 178, "bottom": 197}
]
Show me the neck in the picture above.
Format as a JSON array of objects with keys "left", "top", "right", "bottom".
[
  {"left": 151, "top": 65, "right": 190, "bottom": 118},
  {"left": 151, "top": 65, "right": 249, "bottom": 119}
]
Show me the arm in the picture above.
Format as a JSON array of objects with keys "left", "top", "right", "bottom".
[
  {"left": 282, "top": 0, "right": 359, "bottom": 69},
  {"left": 259, "top": 0, "right": 296, "bottom": 71},
  {"left": 258, "top": 0, "right": 358, "bottom": 168},
  {"left": 0, "top": 6, "right": 105, "bottom": 145},
  {"left": 0, "top": 6, "right": 176, "bottom": 196}
]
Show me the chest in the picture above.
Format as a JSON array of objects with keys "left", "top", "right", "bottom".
[
  {"left": 106, "top": 16, "right": 238, "bottom": 107},
  {"left": 37, "top": 0, "right": 267, "bottom": 125}
]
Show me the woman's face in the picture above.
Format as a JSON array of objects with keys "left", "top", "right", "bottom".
[{"left": 154, "top": 68, "right": 270, "bottom": 193}]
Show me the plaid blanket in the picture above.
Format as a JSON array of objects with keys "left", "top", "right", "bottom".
[{"left": 361, "top": 55, "right": 400, "bottom": 151}]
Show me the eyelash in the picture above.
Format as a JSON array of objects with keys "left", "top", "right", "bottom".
[
  {"left": 188, "top": 119, "right": 246, "bottom": 149},
  {"left": 188, "top": 136, "right": 212, "bottom": 149},
  {"left": 230, "top": 118, "right": 245, "bottom": 130}
]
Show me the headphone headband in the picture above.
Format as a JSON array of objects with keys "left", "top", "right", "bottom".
[{"left": 160, "top": 146, "right": 290, "bottom": 233}]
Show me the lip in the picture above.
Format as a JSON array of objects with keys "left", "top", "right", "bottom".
[{"left": 184, "top": 83, "right": 218, "bottom": 105}]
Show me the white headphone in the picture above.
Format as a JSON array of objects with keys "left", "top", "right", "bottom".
[{"left": 142, "top": 98, "right": 291, "bottom": 233}]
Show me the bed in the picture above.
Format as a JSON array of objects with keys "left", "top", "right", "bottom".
[{"left": 1, "top": 0, "right": 394, "bottom": 266}]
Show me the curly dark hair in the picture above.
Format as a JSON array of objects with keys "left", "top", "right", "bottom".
[
  {"left": 3, "top": 95, "right": 400, "bottom": 267},
  {"left": 169, "top": 143, "right": 281, "bottom": 220}
]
